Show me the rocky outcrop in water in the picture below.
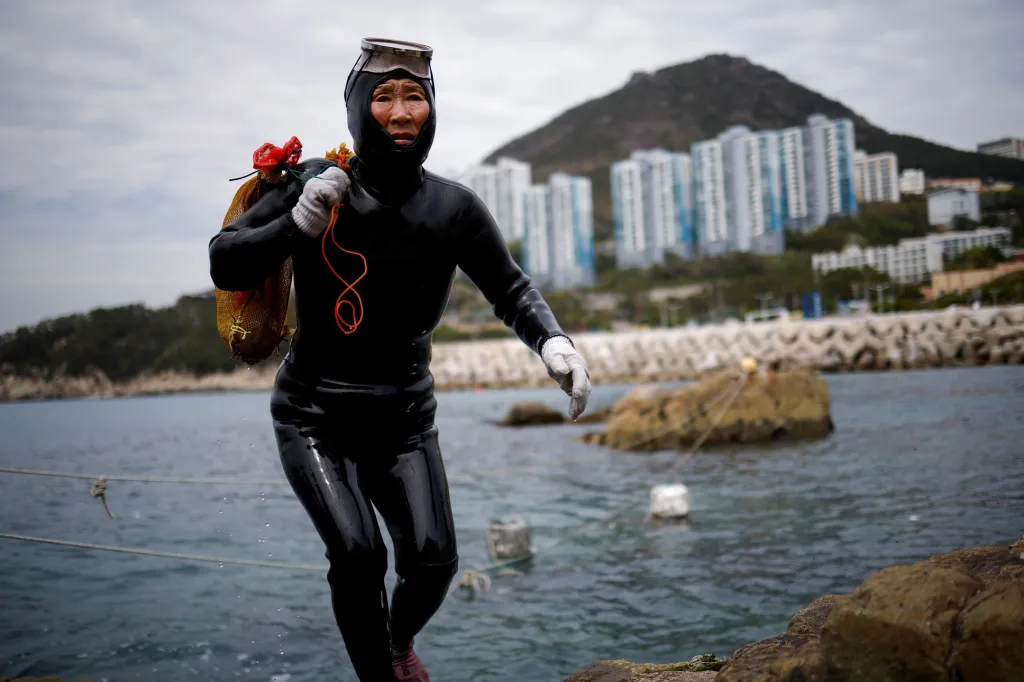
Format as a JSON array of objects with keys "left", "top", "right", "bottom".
[
  {"left": 716, "top": 538, "right": 1024, "bottom": 682},
  {"left": 498, "top": 401, "right": 611, "bottom": 426},
  {"left": 581, "top": 368, "right": 832, "bottom": 451}
]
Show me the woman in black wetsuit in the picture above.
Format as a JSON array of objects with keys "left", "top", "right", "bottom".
[{"left": 208, "top": 38, "right": 591, "bottom": 681}]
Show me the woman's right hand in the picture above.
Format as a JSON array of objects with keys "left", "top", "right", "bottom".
[{"left": 290, "top": 166, "right": 352, "bottom": 238}]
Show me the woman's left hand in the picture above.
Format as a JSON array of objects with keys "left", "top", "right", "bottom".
[{"left": 541, "top": 336, "right": 591, "bottom": 421}]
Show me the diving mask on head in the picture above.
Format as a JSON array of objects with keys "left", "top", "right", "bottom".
[
  {"left": 344, "top": 38, "right": 434, "bottom": 101},
  {"left": 344, "top": 37, "right": 438, "bottom": 179}
]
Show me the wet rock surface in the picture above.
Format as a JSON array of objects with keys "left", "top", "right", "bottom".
[
  {"left": 564, "top": 654, "right": 726, "bottom": 682},
  {"left": 716, "top": 539, "right": 1024, "bottom": 682},
  {"left": 581, "top": 369, "right": 833, "bottom": 451}
]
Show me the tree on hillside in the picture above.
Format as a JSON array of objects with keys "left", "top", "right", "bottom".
[{"left": 944, "top": 246, "right": 1007, "bottom": 271}]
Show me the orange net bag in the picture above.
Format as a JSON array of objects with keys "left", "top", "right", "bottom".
[
  {"left": 214, "top": 174, "right": 295, "bottom": 366},
  {"left": 214, "top": 138, "right": 355, "bottom": 366}
]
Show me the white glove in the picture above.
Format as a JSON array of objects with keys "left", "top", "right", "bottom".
[
  {"left": 541, "top": 336, "right": 591, "bottom": 421},
  {"left": 290, "top": 166, "right": 351, "bottom": 238}
]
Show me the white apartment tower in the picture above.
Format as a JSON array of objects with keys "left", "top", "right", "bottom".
[
  {"left": 495, "top": 157, "right": 531, "bottom": 241},
  {"left": 523, "top": 184, "right": 552, "bottom": 283},
  {"left": 803, "top": 115, "right": 859, "bottom": 229},
  {"left": 548, "top": 172, "right": 596, "bottom": 289},
  {"left": 610, "top": 158, "right": 647, "bottom": 268},
  {"left": 855, "top": 150, "right": 901, "bottom": 203},
  {"left": 458, "top": 158, "right": 532, "bottom": 242},
  {"left": 691, "top": 139, "right": 728, "bottom": 255},
  {"left": 778, "top": 126, "right": 810, "bottom": 231}
]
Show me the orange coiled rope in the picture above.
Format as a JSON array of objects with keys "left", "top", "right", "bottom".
[{"left": 319, "top": 157, "right": 367, "bottom": 335}]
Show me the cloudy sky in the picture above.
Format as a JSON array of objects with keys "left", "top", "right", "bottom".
[{"left": 0, "top": 0, "right": 1021, "bottom": 332}]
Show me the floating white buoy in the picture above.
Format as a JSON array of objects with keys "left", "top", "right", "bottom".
[
  {"left": 486, "top": 519, "right": 534, "bottom": 562},
  {"left": 648, "top": 483, "right": 692, "bottom": 520}
]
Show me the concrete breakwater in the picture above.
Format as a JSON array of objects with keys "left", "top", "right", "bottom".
[
  {"left": 2, "top": 306, "right": 1023, "bottom": 402},
  {"left": 430, "top": 305, "right": 1024, "bottom": 389}
]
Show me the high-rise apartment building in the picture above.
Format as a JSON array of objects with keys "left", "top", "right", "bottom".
[
  {"left": 610, "top": 149, "right": 696, "bottom": 267},
  {"left": 495, "top": 157, "right": 531, "bottom": 241},
  {"left": 458, "top": 157, "right": 531, "bottom": 242},
  {"left": 548, "top": 173, "right": 596, "bottom": 289},
  {"left": 522, "top": 173, "right": 595, "bottom": 290},
  {"left": 610, "top": 158, "right": 648, "bottom": 268},
  {"left": 754, "top": 131, "right": 784, "bottom": 254},
  {"left": 855, "top": 150, "right": 901, "bottom": 203},
  {"left": 803, "top": 115, "right": 859, "bottom": 229},
  {"left": 778, "top": 126, "right": 810, "bottom": 231},
  {"left": 712, "top": 126, "right": 784, "bottom": 255},
  {"left": 522, "top": 184, "right": 552, "bottom": 283},
  {"left": 670, "top": 152, "right": 697, "bottom": 260},
  {"left": 691, "top": 139, "right": 728, "bottom": 255}
]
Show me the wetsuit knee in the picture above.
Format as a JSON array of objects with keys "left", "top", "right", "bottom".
[
  {"left": 397, "top": 555, "right": 459, "bottom": 588},
  {"left": 325, "top": 542, "right": 388, "bottom": 586}
]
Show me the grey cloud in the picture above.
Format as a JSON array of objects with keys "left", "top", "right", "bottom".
[{"left": 1, "top": 0, "right": 1021, "bottom": 331}]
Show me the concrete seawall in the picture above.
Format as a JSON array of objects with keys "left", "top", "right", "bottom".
[
  {"left": 2, "top": 306, "right": 1023, "bottom": 402},
  {"left": 430, "top": 305, "right": 1024, "bottom": 389}
]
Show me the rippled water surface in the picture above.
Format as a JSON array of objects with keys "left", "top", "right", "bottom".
[{"left": 2, "top": 366, "right": 1023, "bottom": 682}]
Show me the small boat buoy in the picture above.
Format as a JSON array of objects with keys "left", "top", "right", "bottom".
[{"left": 648, "top": 482, "right": 692, "bottom": 520}]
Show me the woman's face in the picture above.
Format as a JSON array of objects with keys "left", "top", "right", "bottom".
[{"left": 370, "top": 78, "right": 430, "bottom": 146}]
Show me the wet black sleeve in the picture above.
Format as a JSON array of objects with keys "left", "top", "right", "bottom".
[
  {"left": 455, "top": 194, "right": 569, "bottom": 354},
  {"left": 208, "top": 177, "right": 304, "bottom": 292}
]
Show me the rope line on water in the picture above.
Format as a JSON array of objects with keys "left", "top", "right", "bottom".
[
  {"left": 0, "top": 532, "right": 326, "bottom": 571},
  {"left": 0, "top": 467, "right": 288, "bottom": 485},
  {"left": 0, "top": 446, "right": 619, "bottom": 520}
]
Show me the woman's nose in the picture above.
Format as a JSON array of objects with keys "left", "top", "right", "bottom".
[{"left": 392, "top": 102, "right": 412, "bottom": 124}]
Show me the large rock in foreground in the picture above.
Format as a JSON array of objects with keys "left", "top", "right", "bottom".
[
  {"left": 582, "top": 369, "right": 833, "bottom": 451},
  {"left": 717, "top": 537, "right": 1024, "bottom": 682}
]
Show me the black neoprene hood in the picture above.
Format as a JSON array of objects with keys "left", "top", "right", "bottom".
[{"left": 344, "top": 67, "right": 437, "bottom": 174}]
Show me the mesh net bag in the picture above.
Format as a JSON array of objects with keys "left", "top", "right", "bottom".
[
  {"left": 214, "top": 174, "right": 294, "bottom": 366},
  {"left": 214, "top": 139, "right": 355, "bottom": 366}
]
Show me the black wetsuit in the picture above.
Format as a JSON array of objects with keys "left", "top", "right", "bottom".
[{"left": 208, "top": 65, "right": 569, "bottom": 681}]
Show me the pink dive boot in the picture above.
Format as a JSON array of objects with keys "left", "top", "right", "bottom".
[{"left": 392, "top": 641, "right": 430, "bottom": 682}]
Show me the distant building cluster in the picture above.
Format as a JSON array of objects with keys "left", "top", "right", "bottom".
[
  {"left": 811, "top": 227, "right": 1012, "bottom": 284},
  {"left": 977, "top": 137, "right": 1024, "bottom": 160},
  {"left": 457, "top": 160, "right": 596, "bottom": 290},
  {"left": 610, "top": 115, "right": 866, "bottom": 267},
  {"left": 450, "top": 124, "right": 1019, "bottom": 293}
]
